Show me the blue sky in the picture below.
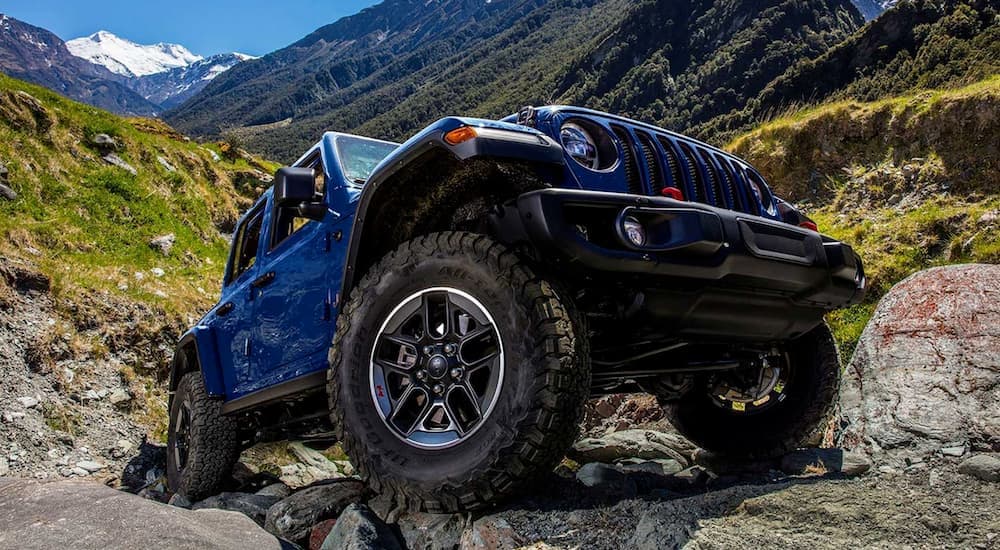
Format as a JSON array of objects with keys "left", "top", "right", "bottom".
[{"left": 2, "top": 1, "right": 380, "bottom": 56}]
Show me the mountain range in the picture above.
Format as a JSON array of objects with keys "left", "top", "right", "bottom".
[
  {"left": 165, "top": 0, "right": 870, "bottom": 161},
  {"left": 2, "top": 1, "right": 891, "bottom": 135},
  {"left": 0, "top": 15, "right": 160, "bottom": 115},
  {"left": 165, "top": 0, "right": 995, "bottom": 162},
  {"left": 3, "top": 0, "right": 995, "bottom": 165},
  {"left": 0, "top": 16, "right": 251, "bottom": 115}
]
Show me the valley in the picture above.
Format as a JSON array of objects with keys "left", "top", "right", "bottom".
[{"left": 0, "top": 1, "right": 996, "bottom": 547}]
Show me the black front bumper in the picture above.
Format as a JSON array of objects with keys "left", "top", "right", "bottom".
[{"left": 513, "top": 189, "right": 865, "bottom": 329}]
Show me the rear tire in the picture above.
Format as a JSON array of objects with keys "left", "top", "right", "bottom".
[
  {"left": 328, "top": 232, "right": 590, "bottom": 512},
  {"left": 663, "top": 323, "right": 840, "bottom": 459},
  {"left": 166, "top": 371, "right": 240, "bottom": 500}
]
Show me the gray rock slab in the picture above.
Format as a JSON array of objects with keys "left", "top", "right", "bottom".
[{"left": 0, "top": 479, "right": 282, "bottom": 550}]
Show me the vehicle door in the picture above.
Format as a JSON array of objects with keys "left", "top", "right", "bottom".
[
  {"left": 211, "top": 200, "right": 266, "bottom": 398},
  {"left": 249, "top": 151, "right": 338, "bottom": 389}
]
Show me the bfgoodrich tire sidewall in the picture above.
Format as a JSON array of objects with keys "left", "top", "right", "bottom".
[
  {"left": 165, "top": 381, "right": 187, "bottom": 490},
  {"left": 337, "top": 255, "right": 537, "bottom": 487}
]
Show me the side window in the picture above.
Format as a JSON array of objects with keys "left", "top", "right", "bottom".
[
  {"left": 227, "top": 207, "right": 264, "bottom": 284},
  {"left": 271, "top": 154, "right": 325, "bottom": 249}
]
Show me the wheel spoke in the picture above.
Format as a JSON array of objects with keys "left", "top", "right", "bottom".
[
  {"left": 462, "top": 349, "right": 500, "bottom": 370},
  {"left": 406, "top": 400, "right": 437, "bottom": 436},
  {"left": 389, "top": 387, "right": 429, "bottom": 435},
  {"left": 371, "top": 287, "right": 505, "bottom": 449},
  {"left": 458, "top": 325, "right": 492, "bottom": 345},
  {"left": 443, "top": 293, "right": 456, "bottom": 337},
  {"left": 421, "top": 293, "right": 435, "bottom": 339},
  {"left": 458, "top": 382, "right": 483, "bottom": 416},
  {"left": 442, "top": 400, "right": 465, "bottom": 436},
  {"left": 458, "top": 326, "right": 499, "bottom": 367},
  {"left": 375, "top": 332, "right": 419, "bottom": 372}
]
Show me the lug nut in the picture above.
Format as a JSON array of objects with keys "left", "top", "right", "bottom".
[
  {"left": 450, "top": 367, "right": 464, "bottom": 380},
  {"left": 416, "top": 370, "right": 428, "bottom": 381},
  {"left": 432, "top": 383, "right": 445, "bottom": 395},
  {"left": 444, "top": 343, "right": 457, "bottom": 356}
]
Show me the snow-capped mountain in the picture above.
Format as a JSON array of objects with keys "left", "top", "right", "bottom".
[
  {"left": 0, "top": 18, "right": 251, "bottom": 116},
  {"left": 64, "top": 30, "right": 254, "bottom": 110},
  {"left": 131, "top": 52, "right": 256, "bottom": 109},
  {"left": 66, "top": 30, "right": 202, "bottom": 77},
  {"left": 0, "top": 15, "right": 160, "bottom": 115}
]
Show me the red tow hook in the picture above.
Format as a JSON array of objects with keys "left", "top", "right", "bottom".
[{"left": 661, "top": 187, "right": 684, "bottom": 200}]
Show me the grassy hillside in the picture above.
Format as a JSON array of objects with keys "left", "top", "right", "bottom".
[
  {"left": 168, "top": 0, "right": 861, "bottom": 162},
  {"left": 729, "top": 76, "right": 1000, "bottom": 355},
  {"left": 0, "top": 74, "right": 279, "bottom": 444},
  {"left": 703, "top": 0, "right": 999, "bottom": 140},
  {"left": 0, "top": 74, "right": 274, "bottom": 321}
]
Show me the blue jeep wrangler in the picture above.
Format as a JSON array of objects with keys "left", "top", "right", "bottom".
[{"left": 166, "top": 106, "right": 865, "bottom": 510}]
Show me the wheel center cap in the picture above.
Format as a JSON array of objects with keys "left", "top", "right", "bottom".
[{"left": 427, "top": 355, "right": 449, "bottom": 379}]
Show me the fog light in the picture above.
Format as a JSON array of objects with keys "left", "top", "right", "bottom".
[{"left": 622, "top": 216, "right": 646, "bottom": 247}]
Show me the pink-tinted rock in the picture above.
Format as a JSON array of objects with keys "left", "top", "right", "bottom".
[
  {"left": 309, "top": 519, "right": 338, "bottom": 550},
  {"left": 838, "top": 265, "right": 1000, "bottom": 465}
]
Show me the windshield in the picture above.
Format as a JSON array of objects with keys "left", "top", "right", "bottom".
[{"left": 336, "top": 136, "right": 399, "bottom": 185}]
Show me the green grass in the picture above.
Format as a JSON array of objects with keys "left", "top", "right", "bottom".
[
  {"left": 728, "top": 76, "right": 1000, "bottom": 359},
  {"left": 0, "top": 74, "right": 277, "bottom": 320},
  {"left": 731, "top": 75, "right": 1000, "bottom": 150},
  {"left": 811, "top": 195, "right": 1000, "bottom": 357},
  {"left": 0, "top": 74, "right": 281, "bottom": 442}
]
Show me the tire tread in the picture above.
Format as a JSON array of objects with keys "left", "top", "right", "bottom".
[{"left": 327, "top": 231, "right": 590, "bottom": 512}]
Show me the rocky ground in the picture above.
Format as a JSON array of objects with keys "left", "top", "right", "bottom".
[
  {"left": 0, "top": 258, "right": 175, "bottom": 483},
  {"left": 1, "top": 259, "right": 998, "bottom": 549},
  {"left": 7, "top": 397, "right": 996, "bottom": 550}
]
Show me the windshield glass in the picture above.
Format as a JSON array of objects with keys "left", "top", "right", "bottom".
[{"left": 336, "top": 136, "right": 398, "bottom": 185}]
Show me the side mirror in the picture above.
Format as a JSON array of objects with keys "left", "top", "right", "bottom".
[{"left": 273, "top": 167, "right": 316, "bottom": 207}]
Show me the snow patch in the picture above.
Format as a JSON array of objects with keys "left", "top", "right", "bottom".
[{"left": 66, "top": 30, "right": 202, "bottom": 77}]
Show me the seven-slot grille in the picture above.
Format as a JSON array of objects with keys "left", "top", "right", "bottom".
[{"left": 609, "top": 123, "right": 766, "bottom": 217}]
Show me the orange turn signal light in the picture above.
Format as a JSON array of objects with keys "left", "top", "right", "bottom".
[{"left": 444, "top": 126, "right": 478, "bottom": 145}]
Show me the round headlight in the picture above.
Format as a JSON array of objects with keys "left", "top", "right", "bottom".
[
  {"left": 560, "top": 123, "right": 599, "bottom": 170},
  {"left": 622, "top": 216, "right": 646, "bottom": 247}
]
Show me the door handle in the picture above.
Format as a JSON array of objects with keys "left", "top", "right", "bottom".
[
  {"left": 251, "top": 271, "right": 276, "bottom": 289},
  {"left": 216, "top": 302, "right": 235, "bottom": 317}
]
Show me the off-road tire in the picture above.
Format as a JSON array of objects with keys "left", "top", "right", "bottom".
[
  {"left": 663, "top": 323, "right": 840, "bottom": 459},
  {"left": 166, "top": 371, "right": 240, "bottom": 500},
  {"left": 328, "top": 232, "right": 590, "bottom": 512}
]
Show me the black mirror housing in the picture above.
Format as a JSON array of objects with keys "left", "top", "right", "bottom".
[
  {"left": 297, "top": 202, "right": 327, "bottom": 221},
  {"left": 273, "top": 167, "right": 316, "bottom": 207}
]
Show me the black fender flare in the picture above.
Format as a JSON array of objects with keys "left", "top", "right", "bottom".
[
  {"left": 339, "top": 117, "right": 566, "bottom": 295},
  {"left": 168, "top": 327, "right": 226, "bottom": 409}
]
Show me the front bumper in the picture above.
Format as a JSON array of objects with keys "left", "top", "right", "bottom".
[{"left": 514, "top": 189, "right": 866, "bottom": 310}]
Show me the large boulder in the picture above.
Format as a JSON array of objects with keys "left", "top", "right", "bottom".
[
  {"left": 264, "top": 479, "right": 366, "bottom": 542},
  {"left": 0, "top": 479, "right": 283, "bottom": 549},
  {"left": 838, "top": 265, "right": 1000, "bottom": 464}
]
